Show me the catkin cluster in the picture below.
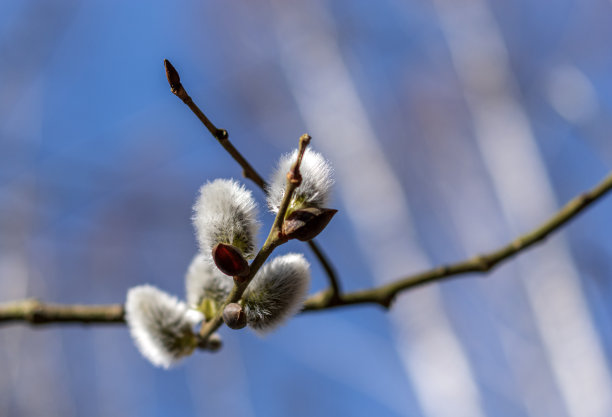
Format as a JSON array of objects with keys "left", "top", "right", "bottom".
[{"left": 124, "top": 146, "right": 335, "bottom": 368}]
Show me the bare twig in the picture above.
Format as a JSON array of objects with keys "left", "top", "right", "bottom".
[
  {"left": 0, "top": 299, "right": 124, "bottom": 325},
  {"left": 306, "top": 240, "right": 341, "bottom": 299},
  {"left": 164, "top": 59, "right": 264, "bottom": 188},
  {"left": 303, "top": 170, "right": 612, "bottom": 311},
  {"left": 164, "top": 60, "right": 341, "bottom": 298},
  {"left": 2, "top": 170, "right": 611, "bottom": 325}
]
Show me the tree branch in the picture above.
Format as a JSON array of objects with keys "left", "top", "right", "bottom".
[
  {"left": 303, "top": 170, "right": 612, "bottom": 311},
  {"left": 2, "top": 170, "right": 611, "bottom": 325},
  {"left": 0, "top": 299, "right": 124, "bottom": 325},
  {"left": 164, "top": 60, "right": 341, "bottom": 298}
]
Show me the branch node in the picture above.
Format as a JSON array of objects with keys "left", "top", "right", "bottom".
[
  {"left": 511, "top": 239, "right": 524, "bottom": 251},
  {"left": 380, "top": 297, "right": 394, "bottom": 309},
  {"left": 471, "top": 255, "right": 491, "bottom": 272},
  {"left": 216, "top": 129, "right": 229, "bottom": 141},
  {"left": 24, "top": 299, "right": 43, "bottom": 323}
]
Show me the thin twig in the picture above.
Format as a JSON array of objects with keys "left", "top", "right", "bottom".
[
  {"left": 164, "top": 60, "right": 264, "bottom": 188},
  {"left": 164, "top": 60, "right": 341, "bottom": 298},
  {"left": 306, "top": 240, "right": 341, "bottom": 299},
  {"left": 2, "top": 170, "right": 611, "bottom": 325}
]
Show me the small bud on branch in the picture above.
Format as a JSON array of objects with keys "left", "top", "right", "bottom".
[
  {"left": 268, "top": 147, "right": 334, "bottom": 214},
  {"left": 163, "top": 59, "right": 181, "bottom": 94},
  {"left": 212, "top": 243, "right": 250, "bottom": 277},
  {"left": 222, "top": 303, "right": 247, "bottom": 330},
  {"left": 193, "top": 179, "right": 260, "bottom": 261},
  {"left": 282, "top": 207, "right": 338, "bottom": 241}
]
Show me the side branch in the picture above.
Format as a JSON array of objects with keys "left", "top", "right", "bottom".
[
  {"left": 164, "top": 60, "right": 264, "bottom": 188},
  {"left": 303, "top": 170, "right": 612, "bottom": 311},
  {"left": 2, "top": 172, "right": 611, "bottom": 325},
  {"left": 306, "top": 240, "right": 341, "bottom": 299},
  {"left": 164, "top": 59, "right": 341, "bottom": 297}
]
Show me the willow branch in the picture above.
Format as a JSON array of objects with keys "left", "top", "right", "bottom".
[
  {"left": 2, "top": 170, "right": 611, "bottom": 325},
  {"left": 164, "top": 60, "right": 264, "bottom": 188},
  {"left": 303, "top": 170, "right": 612, "bottom": 311},
  {"left": 0, "top": 299, "right": 124, "bottom": 325},
  {"left": 163, "top": 60, "right": 341, "bottom": 298},
  {"left": 198, "top": 134, "right": 311, "bottom": 341}
]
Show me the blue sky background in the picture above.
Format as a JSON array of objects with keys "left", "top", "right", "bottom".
[{"left": 1, "top": 1, "right": 612, "bottom": 416}]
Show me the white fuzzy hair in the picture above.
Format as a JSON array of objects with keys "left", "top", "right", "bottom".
[
  {"left": 267, "top": 148, "right": 333, "bottom": 212},
  {"left": 193, "top": 179, "right": 260, "bottom": 260},
  {"left": 242, "top": 253, "right": 310, "bottom": 332},
  {"left": 125, "top": 285, "right": 201, "bottom": 369},
  {"left": 185, "top": 254, "right": 233, "bottom": 308}
]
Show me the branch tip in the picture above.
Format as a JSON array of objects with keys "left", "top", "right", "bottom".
[
  {"left": 299, "top": 133, "right": 311, "bottom": 146},
  {"left": 164, "top": 59, "right": 182, "bottom": 93},
  {"left": 288, "top": 133, "right": 311, "bottom": 185}
]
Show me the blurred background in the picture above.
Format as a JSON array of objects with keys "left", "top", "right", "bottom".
[{"left": 1, "top": 1, "right": 612, "bottom": 416}]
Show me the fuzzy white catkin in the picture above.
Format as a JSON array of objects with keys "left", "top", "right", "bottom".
[
  {"left": 185, "top": 254, "right": 233, "bottom": 308},
  {"left": 267, "top": 148, "right": 333, "bottom": 212},
  {"left": 193, "top": 179, "right": 260, "bottom": 260},
  {"left": 125, "top": 285, "right": 201, "bottom": 369},
  {"left": 242, "top": 253, "right": 310, "bottom": 332}
]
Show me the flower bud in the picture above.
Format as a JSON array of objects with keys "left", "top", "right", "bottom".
[
  {"left": 267, "top": 148, "right": 333, "bottom": 213},
  {"left": 193, "top": 179, "right": 259, "bottom": 261},
  {"left": 125, "top": 285, "right": 200, "bottom": 368},
  {"left": 164, "top": 59, "right": 181, "bottom": 91},
  {"left": 282, "top": 207, "right": 338, "bottom": 241},
  {"left": 243, "top": 253, "right": 310, "bottom": 333},
  {"left": 185, "top": 254, "right": 233, "bottom": 312},
  {"left": 212, "top": 243, "right": 250, "bottom": 277},
  {"left": 222, "top": 303, "right": 247, "bottom": 330}
]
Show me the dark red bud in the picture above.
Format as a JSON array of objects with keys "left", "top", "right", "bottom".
[
  {"left": 212, "top": 243, "right": 250, "bottom": 277},
  {"left": 222, "top": 303, "right": 247, "bottom": 330},
  {"left": 164, "top": 59, "right": 181, "bottom": 91},
  {"left": 282, "top": 207, "right": 338, "bottom": 241}
]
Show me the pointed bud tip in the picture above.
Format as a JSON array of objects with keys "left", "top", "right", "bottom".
[
  {"left": 212, "top": 243, "right": 250, "bottom": 277},
  {"left": 164, "top": 59, "right": 181, "bottom": 89},
  {"left": 222, "top": 303, "right": 247, "bottom": 330},
  {"left": 282, "top": 207, "right": 338, "bottom": 241}
]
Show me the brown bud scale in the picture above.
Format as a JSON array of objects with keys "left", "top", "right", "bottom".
[
  {"left": 212, "top": 243, "right": 250, "bottom": 277},
  {"left": 282, "top": 207, "right": 338, "bottom": 241}
]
